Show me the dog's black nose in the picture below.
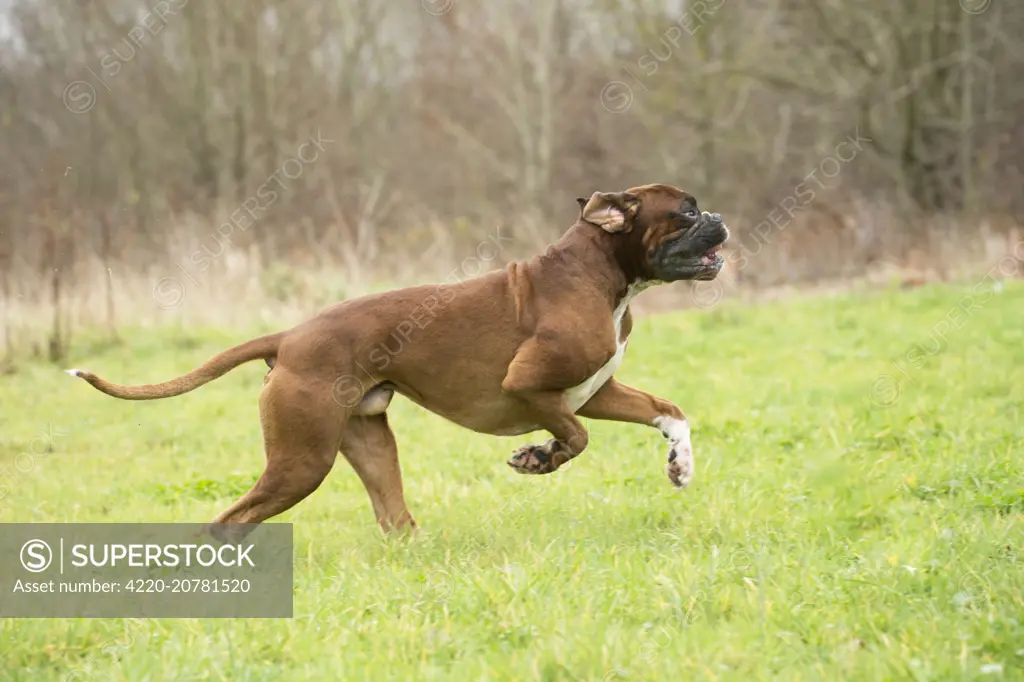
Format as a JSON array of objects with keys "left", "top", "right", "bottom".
[{"left": 709, "top": 213, "right": 722, "bottom": 223}]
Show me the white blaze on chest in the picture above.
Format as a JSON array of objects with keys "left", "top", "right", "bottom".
[{"left": 564, "top": 282, "right": 648, "bottom": 413}]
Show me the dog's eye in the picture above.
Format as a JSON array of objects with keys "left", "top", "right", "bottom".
[{"left": 684, "top": 209, "right": 698, "bottom": 219}]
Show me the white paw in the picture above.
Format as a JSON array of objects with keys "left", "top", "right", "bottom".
[
  {"left": 666, "top": 440, "right": 693, "bottom": 488},
  {"left": 653, "top": 416, "right": 693, "bottom": 489}
]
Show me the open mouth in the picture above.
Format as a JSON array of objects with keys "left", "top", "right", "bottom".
[{"left": 699, "top": 243, "right": 724, "bottom": 267}]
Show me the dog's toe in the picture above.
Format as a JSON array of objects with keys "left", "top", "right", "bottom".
[
  {"left": 507, "top": 445, "right": 557, "bottom": 474},
  {"left": 666, "top": 443, "right": 693, "bottom": 488},
  {"left": 666, "top": 461, "right": 690, "bottom": 488},
  {"left": 507, "top": 452, "right": 529, "bottom": 473},
  {"left": 656, "top": 417, "right": 694, "bottom": 489}
]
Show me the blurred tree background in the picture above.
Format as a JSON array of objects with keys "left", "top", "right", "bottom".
[{"left": 0, "top": 0, "right": 1021, "bottom": 361}]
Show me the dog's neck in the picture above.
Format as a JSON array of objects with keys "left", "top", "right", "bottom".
[{"left": 537, "top": 221, "right": 651, "bottom": 309}]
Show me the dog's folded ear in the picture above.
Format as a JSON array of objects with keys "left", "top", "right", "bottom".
[{"left": 579, "top": 191, "right": 641, "bottom": 233}]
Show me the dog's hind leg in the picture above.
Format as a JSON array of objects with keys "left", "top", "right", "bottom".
[
  {"left": 339, "top": 413, "right": 416, "bottom": 533},
  {"left": 208, "top": 371, "right": 343, "bottom": 541}
]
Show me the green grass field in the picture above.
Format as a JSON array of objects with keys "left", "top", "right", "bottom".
[{"left": 1, "top": 280, "right": 1022, "bottom": 681}]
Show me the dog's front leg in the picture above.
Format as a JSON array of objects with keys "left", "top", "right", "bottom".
[
  {"left": 500, "top": 335, "right": 613, "bottom": 475},
  {"left": 504, "top": 390, "right": 590, "bottom": 475},
  {"left": 499, "top": 356, "right": 591, "bottom": 477},
  {"left": 576, "top": 378, "right": 694, "bottom": 488}
]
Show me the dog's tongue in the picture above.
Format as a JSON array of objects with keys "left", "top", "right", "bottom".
[{"left": 699, "top": 244, "right": 722, "bottom": 265}]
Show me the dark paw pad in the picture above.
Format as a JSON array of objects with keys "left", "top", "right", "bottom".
[
  {"left": 666, "top": 446, "right": 693, "bottom": 488},
  {"left": 507, "top": 441, "right": 567, "bottom": 475}
]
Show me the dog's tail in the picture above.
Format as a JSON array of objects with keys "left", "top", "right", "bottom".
[{"left": 64, "top": 332, "right": 284, "bottom": 400}]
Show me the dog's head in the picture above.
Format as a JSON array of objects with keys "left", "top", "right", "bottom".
[{"left": 576, "top": 183, "right": 729, "bottom": 283}]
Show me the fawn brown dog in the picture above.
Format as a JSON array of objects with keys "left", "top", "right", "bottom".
[{"left": 66, "top": 184, "right": 729, "bottom": 539}]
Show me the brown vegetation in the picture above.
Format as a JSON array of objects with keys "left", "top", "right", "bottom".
[{"left": 1, "top": 0, "right": 1021, "bottom": 363}]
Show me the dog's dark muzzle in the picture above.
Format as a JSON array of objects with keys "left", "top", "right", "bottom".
[{"left": 650, "top": 211, "right": 730, "bottom": 281}]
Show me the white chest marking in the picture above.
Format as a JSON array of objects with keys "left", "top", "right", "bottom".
[{"left": 564, "top": 282, "right": 650, "bottom": 413}]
